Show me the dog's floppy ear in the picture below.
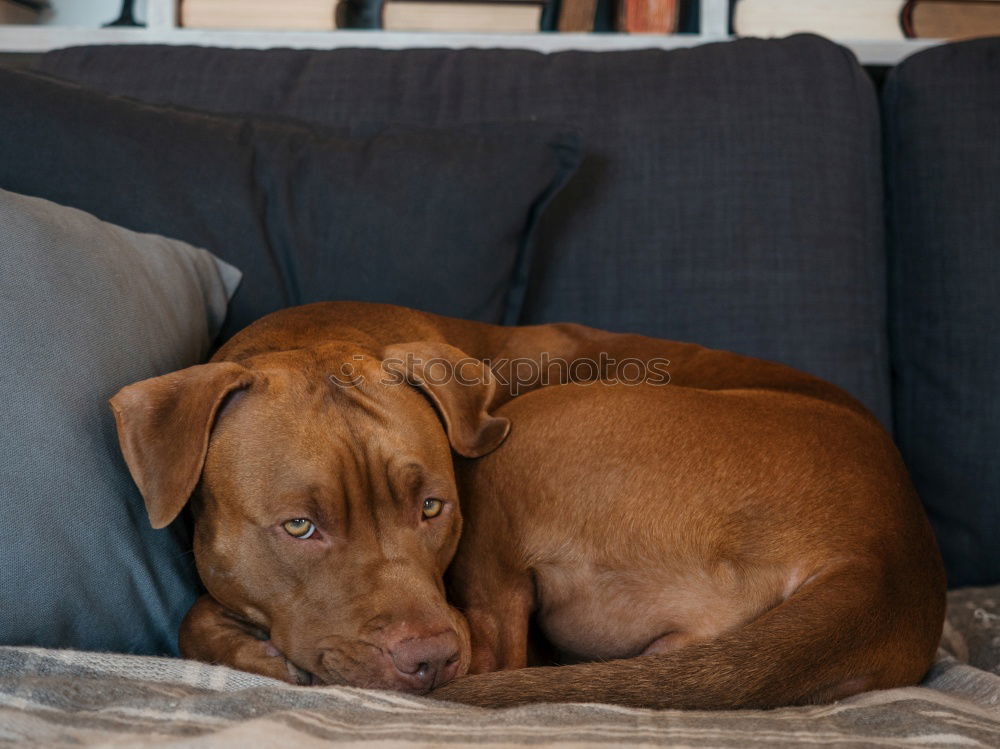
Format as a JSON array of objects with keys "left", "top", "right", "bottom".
[
  {"left": 381, "top": 342, "right": 510, "bottom": 458},
  {"left": 109, "top": 362, "right": 255, "bottom": 529}
]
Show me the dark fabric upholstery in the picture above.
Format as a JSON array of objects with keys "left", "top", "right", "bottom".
[
  {"left": 883, "top": 38, "right": 1000, "bottom": 587},
  {"left": 37, "top": 34, "right": 891, "bottom": 425},
  {"left": 0, "top": 67, "right": 579, "bottom": 338}
]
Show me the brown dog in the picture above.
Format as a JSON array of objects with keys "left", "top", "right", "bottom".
[{"left": 110, "top": 302, "right": 945, "bottom": 709}]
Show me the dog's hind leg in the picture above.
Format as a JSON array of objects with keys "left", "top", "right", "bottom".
[{"left": 430, "top": 559, "right": 944, "bottom": 709}]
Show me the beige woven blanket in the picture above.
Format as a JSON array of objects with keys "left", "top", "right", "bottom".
[{"left": 2, "top": 587, "right": 998, "bottom": 747}]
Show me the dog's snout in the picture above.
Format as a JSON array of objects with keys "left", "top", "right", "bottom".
[{"left": 388, "top": 630, "right": 461, "bottom": 690}]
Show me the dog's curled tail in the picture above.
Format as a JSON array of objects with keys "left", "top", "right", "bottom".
[{"left": 431, "top": 562, "right": 944, "bottom": 710}]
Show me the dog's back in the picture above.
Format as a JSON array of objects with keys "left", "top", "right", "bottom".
[{"left": 441, "top": 381, "right": 946, "bottom": 708}]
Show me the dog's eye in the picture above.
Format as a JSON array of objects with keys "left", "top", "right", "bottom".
[
  {"left": 282, "top": 518, "right": 315, "bottom": 539},
  {"left": 421, "top": 498, "right": 444, "bottom": 519}
]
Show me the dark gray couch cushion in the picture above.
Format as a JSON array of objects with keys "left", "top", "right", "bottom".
[
  {"left": 883, "top": 39, "right": 1000, "bottom": 587},
  {"left": 0, "top": 188, "right": 239, "bottom": 654},
  {"left": 0, "top": 67, "right": 580, "bottom": 338},
  {"left": 37, "top": 35, "right": 891, "bottom": 425}
]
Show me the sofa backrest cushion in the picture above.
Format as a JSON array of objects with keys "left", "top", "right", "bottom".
[
  {"left": 0, "top": 188, "right": 239, "bottom": 654},
  {"left": 883, "top": 38, "right": 1000, "bottom": 587},
  {"left": 37, "top": 34, "right": 892, "bottom": 425},
  {"left": 0, "top": 67, "right": 580, "bottom": 339}
]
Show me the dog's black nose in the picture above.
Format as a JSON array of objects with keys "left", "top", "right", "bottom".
[{"left": 388, "top": 631, "right": 460, "bottom": 690}]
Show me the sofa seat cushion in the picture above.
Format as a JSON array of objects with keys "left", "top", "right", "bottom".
[
  {"left": 883, "top": 38, "right": 1000, "bottom": 587},
  {"left": 0, "top": 188, "right": 239, "bottom": 654},
  {"left": 0, "top": 67, "right": 580, "bottom": 338},
  {"left": 37, "top": 35, "right": 891, "bottom": 424}
]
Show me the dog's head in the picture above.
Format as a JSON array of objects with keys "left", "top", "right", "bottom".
[{"left": 110, "top": 341, "right": 509, "bottom": 693}]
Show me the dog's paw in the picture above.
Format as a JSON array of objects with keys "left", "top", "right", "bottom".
[
  {"left": 254, "top": 640, "right": 314, "bottom": 686},
  {"left": 281, "top": 655, "right": 315, "bottom": 686}
]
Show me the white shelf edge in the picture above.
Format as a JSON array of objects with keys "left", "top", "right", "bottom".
[
  {"left": 0, "top": 25, "right": 943, "bottom": 64},
  {"left": 0, "top": 26, "right": 725, "bottom": 52}
]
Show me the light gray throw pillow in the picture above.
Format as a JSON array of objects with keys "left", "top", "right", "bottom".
[{"left": 0, "top": 188, "right": 240, "bottom": 654}]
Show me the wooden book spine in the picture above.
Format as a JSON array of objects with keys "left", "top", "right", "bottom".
[
  {"left": 558, "top": 0, "right": 598, "bottom": 31},
  {"left": 616, "top": 0, "right": 679, "bottom": 33},
  {"left": 903, "top": 0, "right": 1000, "bottom": 39}
]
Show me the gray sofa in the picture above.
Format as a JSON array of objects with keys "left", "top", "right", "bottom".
[{"left": 0, "top": 34, "right": 998, "bottom": 746}]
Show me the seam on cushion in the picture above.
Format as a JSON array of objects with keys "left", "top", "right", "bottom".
[
  {"left": 881, "top": 63, "right": 907, "bottom": 444},
  {"left": 502, "top": 130, "right": 583, "bottom": 327},
  {"left": 833, "top": 39, "right": 894, "bottom": 431}
]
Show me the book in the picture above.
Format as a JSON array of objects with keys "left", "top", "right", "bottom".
[
  {"left": 2, "top": 0, "right": 48, "bottom": 9},
  {"left": 337, "top": 0, "right": 381, "bottom": 28},
  {"left": 616, "top": 0, "right": 679, "bottom": 33},
  {"left": 558, "top": 0, "right": 598, "bottom": 31},
  {"left": 0, "top": 0, "right": 45, "bottom": 24},
  {"left": 380, "top": 0, "right": 545, "bottom": 32},
  {"left": 902, "top": 0, "right": 1000, "bottom": 39},
  {"left": 733, "top": 0, "right": 906, "bottom": 40},
  {"left": 180, "top": 0, "right": 338, "bottom": 30}
]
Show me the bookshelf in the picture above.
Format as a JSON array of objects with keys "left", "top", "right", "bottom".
[{"left": 0, "top": 0, "right": 943, "bottom": 65}]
